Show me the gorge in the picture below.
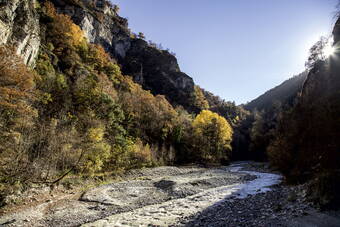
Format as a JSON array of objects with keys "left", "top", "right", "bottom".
[{"left": 0, "top": 0, "right": 339, "bottom": 226}]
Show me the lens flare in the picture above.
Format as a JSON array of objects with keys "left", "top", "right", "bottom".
[{"left": 323, "top": 43, "right": 335, "bottom": 56}]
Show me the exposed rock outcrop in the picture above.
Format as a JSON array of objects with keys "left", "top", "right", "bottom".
[
  {"left": 0, "top": 0, "right": 196, "bottom": 110},
  {"left": 51, "top": 0, "right": 196, "bottom": 110},
  {"left": 121, "top": 39, "right": 195, "bottom": 109},
  {"left": 52, "top": 0, "right": 131, "bottom": 59},
  {"left": 0, "top": 0, "right": 40, "bottom": 66},
  {"left": 0, "top": 0, "right": 196, "bottom": 109}
]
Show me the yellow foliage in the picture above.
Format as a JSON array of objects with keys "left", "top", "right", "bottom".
[
  {"left": 128, "top": 139, "right": 153, "bottom": 168},
  {"left": 192, "top": 110, "right": 233, "bottom": 162},
  {"left": 81, "top": 125, "right": 112, "bottom": 175},
  {"left": 92, "top": 45, "right": 112, "bottom": 67},
  {"left": 193, "top": 86, "right": 209, "bottom": 110},
  {"left": 68, "top": 23, "right": 85, "bottom": 46},
  {"left": 193, "top": 110, "right": 233, "bottom": 141},
  {"left": 87, "top": 127, "right": 105, "bottom": 143},
  {"left": 83, "top": 141, "right": 111, "bottom": 176},
  {"left": 44, "top": 2, "right": 85, "bottom": 52}
]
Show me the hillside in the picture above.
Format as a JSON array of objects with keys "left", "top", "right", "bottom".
[
  {"left": 266, "top": 19, "right": 340, "bottom": 208},
  {"left": 245, "top": 71, "right": 308, "bottom": 111},
  {"left": 50, "top": 0, "right": 199, "bottom": 111},
  {"left": 0, "top": 0, "right": 234, "bottom": 207}
]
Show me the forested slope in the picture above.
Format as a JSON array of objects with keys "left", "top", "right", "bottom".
[
  {"left": 245, "top": 72, "right": 308, "bottom": 111},
  {"left": 0, "top": 0, "right": 235, "bottom": 206}
]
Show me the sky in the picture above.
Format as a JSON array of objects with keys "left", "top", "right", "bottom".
[{"left": 113, "top": 0, "right": 337, "bottom": 104}]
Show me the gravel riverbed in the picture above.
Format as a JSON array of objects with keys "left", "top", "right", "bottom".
[{"left": 1, "top": 162, "right": 339, "bottom": 227}]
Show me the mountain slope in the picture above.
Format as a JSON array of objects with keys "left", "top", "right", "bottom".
[
  {"left": 245, "top": 72, "right": 308, "bottom": 111},
  {"left": 0, "top": 0, "right": 236, "bottom": 207},
  {"left": 266, "top": 17, "right": 340, "bottom": 208},
  {"left": 50, "top": 0, "right": 196, "bottom": 111}
]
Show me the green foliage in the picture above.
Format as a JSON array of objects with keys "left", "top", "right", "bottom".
[
  {"left": 138, "top": 32, "right": 146, "bottom": 39},
  {"left": 81, "top": 126, "right": 111, "bottom": 176},
  {"left": 248, "top": 110, "right": 275, "bottom": 161},
  {"left": 56, "top": 74, "right": 68, "bottom": 89}
]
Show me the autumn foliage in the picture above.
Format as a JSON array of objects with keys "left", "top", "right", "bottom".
[
  {"left": 0, "top": 46, "right": 36, "bottom": 117},
  {"left": 0, "top": 2, "right": 235, "bottom": 206},
  {"left": 192, "top": 110, "right": 233, "bottom": 163},
  {"left": 0, "top": 46, "right": 38, "bottom": 203}
]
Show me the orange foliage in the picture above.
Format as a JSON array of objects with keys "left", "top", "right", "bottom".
[
  {"left": 44, "top": 2, "right": 85, "bottom": 53},
  {"left": 119, "top": 77, "right": 178, "bottom": 141},
  {"left": 83, "top": 44, "right": 115, "bottom": 71},
  {"left": 0, "top": 46, "right": 36, "bottom": 116}
]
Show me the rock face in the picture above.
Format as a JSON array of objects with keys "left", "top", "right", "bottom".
[
  {"left": 0, "top": 0, "right": 195, "bottom": 109},
  {"left": 51, "top": 0, "right": 195, "bottom": 110},
  {"left": 121, "top": 39, "right": 195, "bottom": 109},
  {"left": 52, "top": 0, "right": 131, "bottom": 59},
  {"left": 0, "top": 0, "right": 40, "bottom": 67}
]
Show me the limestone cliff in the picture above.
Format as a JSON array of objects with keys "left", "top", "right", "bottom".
[
  {"left": 0, "top": 0, "right": 40, "bottom": 66},
  {"left": 0, "top": 0, "right": 196, "bottom": 110},
  {"left": 50, "top": 0, "right": 196, "bottom": 110}
]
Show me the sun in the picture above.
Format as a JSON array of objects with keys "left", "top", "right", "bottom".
[{"left": 323, "top": 43, "right": 335, "bottom": 57}]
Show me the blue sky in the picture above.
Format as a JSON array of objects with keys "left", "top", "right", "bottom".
[{"left": 113, "top": 0, "right": 337, "bottom": 104}]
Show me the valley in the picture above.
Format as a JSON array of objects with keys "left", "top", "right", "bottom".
[{"left": 0, "top": 1, "right": 339, "bottom": 226}]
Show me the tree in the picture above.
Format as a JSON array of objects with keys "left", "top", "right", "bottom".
[
  {"left": 193, "top": 86, "right": 209, "bottom": 111},
  {"left": 43, "top": 2, "right": 85, "bottom": 55},
  {"left": 138, "top": 32, "right": 146, "bottom": 39},
  {"left": 0, "top": 45, "right": 36, "bottom": 125},
  {"left": 249, "top": 110, "right": 268, "bottom": 160},
  {"left": 192, "top": 110, "right": 233, "bottom": 163},
  {"left": 0, "top": 45, "right": 37, "bottom": 201},
  {"left": 305, "top": 36, "right": 329, "bottom": 69},
  {"left": 113, "top": 4, "right": 120, "bottom": 13}
]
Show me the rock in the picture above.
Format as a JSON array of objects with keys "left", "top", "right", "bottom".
[
  {"left": 50, "top": 0, "right": 196, "bottom": 111},
  {"left": 0, "top": 0, "right": 40, "bottom": 66}
]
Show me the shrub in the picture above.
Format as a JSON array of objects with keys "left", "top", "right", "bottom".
[{"left": 130, "top": 139, "right": 153, "bottom": 168}]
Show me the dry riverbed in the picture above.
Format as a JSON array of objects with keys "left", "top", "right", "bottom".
[{"left": 1, "top": 162, "right": 339, "bottom": 226}]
